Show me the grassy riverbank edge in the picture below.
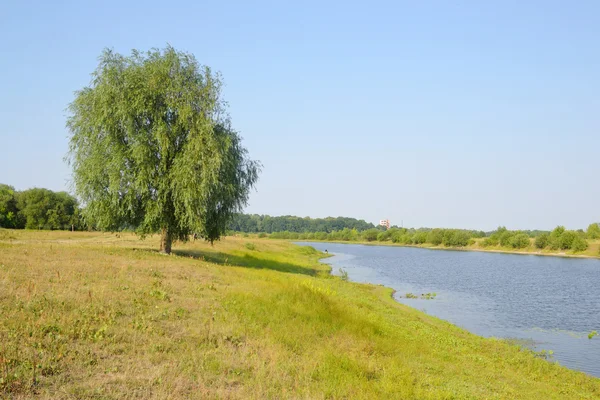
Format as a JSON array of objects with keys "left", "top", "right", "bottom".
[
  {"left": 1, "top": 230, "right": 599, "bottom": 398},
  {"left": 292, "top": 238, "right": 600, "bottom": 260}
]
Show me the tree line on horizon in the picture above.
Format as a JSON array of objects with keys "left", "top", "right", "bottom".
[
  {"left": 0, "top": 184, "right": 84, "bottom": 230},
  {"left": 227, "top": 214, "right": 377, "bottom": 233},
  {"left": 229, "top": 214, "right": 600, "bottom": 253},
  {"left": 3, "top": 185, "right": 599, "bottom": 254}
]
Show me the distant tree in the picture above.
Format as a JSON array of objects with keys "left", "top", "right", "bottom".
[
  {"left": 549, "top": 226, "right": 566, "bottom": 250},
  {"left": 67, "top": 47, "right": 259, "bottom": 253},
  {"left": 558, "top": 231, "right": 578, "bottom": 250},
  {"left": 0, "top": 184, "right": 19, "bottom": 228},
  {"left": 14, "top": 188, "right": 79, "bottom": 230},
  {"left": 587, "top": 223, "right": 600, "bottom": 239}
]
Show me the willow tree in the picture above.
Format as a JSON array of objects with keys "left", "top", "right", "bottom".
[{"left": 67, "top": 47, "right": 260, "bottom": 254}]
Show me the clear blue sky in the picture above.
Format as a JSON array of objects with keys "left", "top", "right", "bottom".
[{"left": 1, "top": 1, "right": 598, "bottom": 231}]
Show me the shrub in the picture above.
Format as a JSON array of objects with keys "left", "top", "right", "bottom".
[
  {"left": 442, "top": 230, "right": 470, "bottom": 247},
  {"left": 534, "top": 233, "right": 549, "bottom": 249},
  {"left": 587, "top": 223, "right": 600, "bottom": 239},
  {"left": 571, "top": 236, "right": 588, "bottom": 252},
  {"left": 559, "top": 231, "right": 577, "bottom": 250},
  {"left": 499, "top": 231, "right": 515, "bottom": 247},
  {"left": 413, "top": 231, "right": 428, "bottom": 244},
  {"left": 362, "top": 229, "right": 379, "bottom": 242},
  {"left": 427, "top": 229, "right": 444, "bottom": 246},
  {"left": 244, "top": 242, "right": 256, "bottom": 251},
  {"left": 314, "top": 232, "right": 328, "bottom": 240},
  {"left": 399, "top": 234, "right": 413, "bottom": 245},
  {"left": 257, "top": 232, "right": 267, "bottom": 238},
  {"left": 510, "top": 233, "right": 530, "bottom": 249},
  {"left": 481, "top": 237, "right": 499, "bottom": 247}
]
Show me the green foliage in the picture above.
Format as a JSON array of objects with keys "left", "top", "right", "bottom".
[
  {"left": 587, "top": 223, "right": 600, "bottom": 239},
  {"left": 442, "top": 230, "right": 470, "bottom": 247},
  {"left": 558, "top": 231, "right": 577, "bottom": 250},
  {"left": 498, "top": 230, "right": 516, "bottom": 247},
  {"left": 412, "top": 231, "right": 428, "bottom": 244},
  {"left": 548, "top": 226, "right": 565, "bottom": 250},
  {"left": 376, "top": 231, "right": 388, "bottom": 242},
  {"left": 228, "top": 214, "right": 375, "bottom": 233},
  {"left": 0, "top": 184, "right": 85, "bottom": 231},
  {"left": 481, "top": 236, "right": 499, "bottom": 247},
  {"left": 510, "top": 233, "right": 530, "bottom": 249},
  {"left": 244, "top": 242, "right": 257, "bottom": 251},
  {"left": 534, "top": 233, "right": 549, "bottom": 249},
  {"left": 361, "top": 228, "right": 380, "bottom": 242},
  {"left": 571, "top": 236, "right": 588, "bottom": 252},
  {"left": 427, "top": 229, "right": 444, "bottom": 246},
  {"left": 0, "top": 184, "right": 19, "bottom": 228},
  {"left": 67, "top": 47, "right": 259, "bottom": 253},
  {"left": 17, "top": 188, "right": 81, "bottom": 230},
  {"left": 247, "top": 218, "right": 595, "bottom": 256}
]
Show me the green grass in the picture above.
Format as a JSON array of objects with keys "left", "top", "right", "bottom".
[{"left": 0, "top": 230, "right": 599, "bottom": 399}]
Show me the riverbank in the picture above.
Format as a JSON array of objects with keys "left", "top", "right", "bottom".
[
  {"left": 293, "top": 237, "right": 600, "bottom": 260},
  {"left": 1, "top": 230, "right": 599, "bottom": 398}
]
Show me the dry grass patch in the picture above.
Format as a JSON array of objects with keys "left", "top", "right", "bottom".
[{"left": 0, "top": 231, "right": 598, "bottom": 399}]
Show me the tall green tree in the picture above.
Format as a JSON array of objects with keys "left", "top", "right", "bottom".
[
  {"left": 587, "top": 223, "right": 600, "bottom": 239},
  {"left": 67, "top": 47, "right": 260, "bottom": 253},
  {"left": 0, "top": 184, "right": 19, "bottom": 228}
]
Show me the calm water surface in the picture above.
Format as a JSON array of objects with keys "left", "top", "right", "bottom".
[{"left": 298, "top": 242, "right": 600, "bottom": 377}]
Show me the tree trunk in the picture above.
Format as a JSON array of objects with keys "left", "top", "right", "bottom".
[{"left": 160, "top": 227, "right": 172, "bottom": 254}]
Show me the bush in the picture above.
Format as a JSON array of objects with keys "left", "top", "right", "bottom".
[
  {"left": 442, "top": 230, "right": 470, "bottom": 247},
  {"left": 257, "top": 232, "right": 267, "bottom": 238},
  {"left": 399, "top": 233, "right": 413, "bottom": 245},
  {"left": 571, "top": 236, "right": 588, "bottom": 252},
  {"left": 498, "top": 231, "right": 515, "bottom": 247},
  {"left": 510, "top": 233, "right": 530, "bottom": 249},
  {"left": 362, "top": 229, "right": 379, "bottom": 242},
  {"left": 559, "top": 231, "right": 577, "bottom": 250},
  {"left": 534, "top": 233, "right": 549, "bottom": 249},
  {"left": 481, "top": 237, "right": 499, "bottom": 247},
  {"left": 314, "top": 232, "right": 328, "bottom": 240},
  {"left": 244, "top": 242, "right": 256, "bottom": 251},
  {"left": 587, "top": 223, "right": 600, "bottom": 239},
  {"left": 427, "top": 229, "right": 444, "bottom": 246},
  {"left": 413, "top": 231, "right": 428, "bottom": 245}
]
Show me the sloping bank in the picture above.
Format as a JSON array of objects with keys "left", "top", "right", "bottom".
[
  {"left": 294, "top": 238, "right": 600, "bottom": 259},
  {"left": 0, "top": 230, "right": 598, "bottom": 399}
]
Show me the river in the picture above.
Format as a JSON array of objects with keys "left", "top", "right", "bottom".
[{"left": 297, "top": 242, "right": 600, "bottom": 377}]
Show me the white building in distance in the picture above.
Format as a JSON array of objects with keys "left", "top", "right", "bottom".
[{"left": 379, "top": 219, "right": 390, "bottom": 229}]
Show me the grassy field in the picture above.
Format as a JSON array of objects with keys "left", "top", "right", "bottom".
[
  {"left": 293, "top": 237, "right": 600, "bottom": 259},
  {"left": 1, "top": 230, "right": 599, "bottom": 399}
]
